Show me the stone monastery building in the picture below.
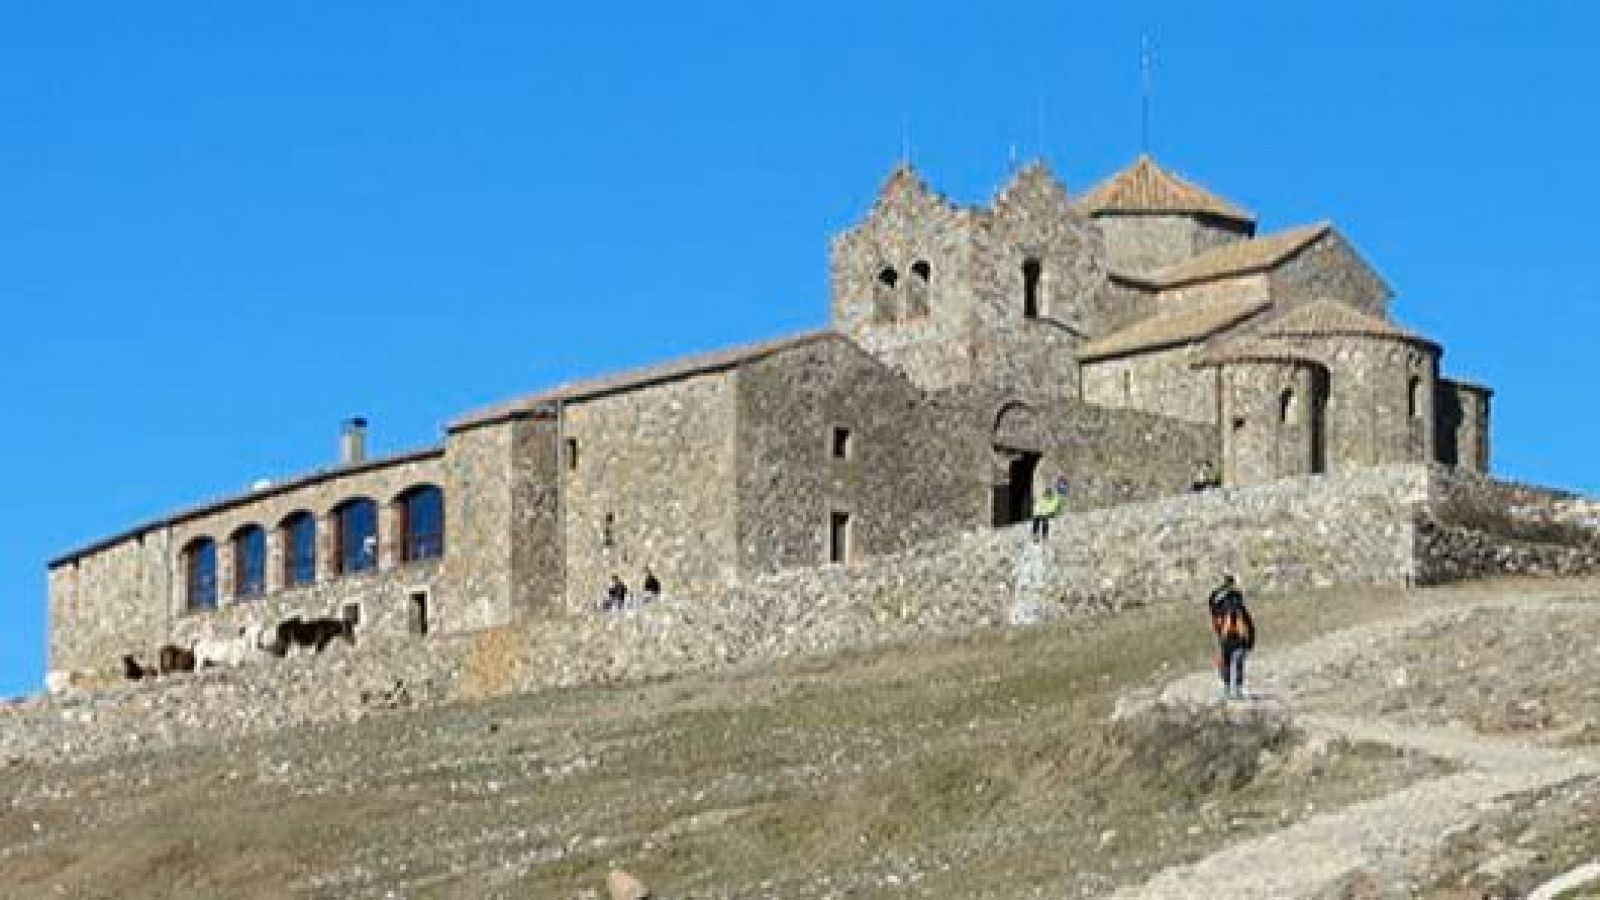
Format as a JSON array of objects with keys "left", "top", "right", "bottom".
[{"left": 47, "top": 156, "right": 1493, "bottom": 675}]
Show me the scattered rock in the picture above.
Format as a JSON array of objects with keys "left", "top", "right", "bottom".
[{"left": 605, "top": 868, "right": 650, "bottom": 900}]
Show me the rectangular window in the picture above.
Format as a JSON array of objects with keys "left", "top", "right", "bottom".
[
  {"left": 409, "top": 592, "right": 430, "bottom": 636},
  {"left": 829, "top": 511, "right": 852, "bottom": 564},
  {"left": 831, "top": 426, "right": 853, "bottom": 459},
  {"left": 565, "top": 437, "right": 579, "bottom": 471}
]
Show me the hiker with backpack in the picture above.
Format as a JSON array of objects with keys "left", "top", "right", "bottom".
[{"left": 1207, "top": 574, "right": 1256, "bottom": 700}]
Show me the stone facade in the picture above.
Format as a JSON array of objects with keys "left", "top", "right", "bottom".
[
  {"left": 23, "top": 463, "right": 1599, "bottom": 773},
  {"left": 46, "top": 153, "right": 1509, "bottom": 686},
  {"left": 559, "top": 369, "right": 741, "bottom": 612},
  {"left": 1096, "top": 213, "right": 1253, "bottom": 274},
  {"left": 50, "top": 450, "right": 445, "bottom": 674},
  {"left": 1215, "top": 359, "right": 1323, "bottom": 486},
  {"left": 1081, "top": 346, "right": 1220, "bottom": 425}
]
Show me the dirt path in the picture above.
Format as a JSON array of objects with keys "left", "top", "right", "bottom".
[{"left": 1112, "top": 586, "right": 1600, "bottom": 900}]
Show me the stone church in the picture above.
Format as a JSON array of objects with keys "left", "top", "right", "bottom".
[{"left": 46, "top": 155, "right": 1491, "bottom": 675}]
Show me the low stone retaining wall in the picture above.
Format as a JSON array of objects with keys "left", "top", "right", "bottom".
[{"left": 10, "top": 465, "right": 1596, "bottom": 769}]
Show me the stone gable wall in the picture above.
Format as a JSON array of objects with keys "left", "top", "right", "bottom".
[
  {"left": 1095, "top": 213, "right": 1251, "bottom": 276},
  {"left": 558, "top": 370, "right": 740, "bottom": 613},
  {"left": 735, "top": 339, "right": 979, "bottom": 575},
  {"left": 1267, "top": 232, "right": 1391, "bottom": 315},
  {"left": 830, "top": 174, "right": 981, "bottom": 393},
  {"left": 1081, "top": 346, "right": 1220, "bottom": 426}
]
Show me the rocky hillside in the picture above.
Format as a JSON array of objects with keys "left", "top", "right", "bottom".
[{"left": 5, "top": 577, "right": 1600, "bottom": 899}]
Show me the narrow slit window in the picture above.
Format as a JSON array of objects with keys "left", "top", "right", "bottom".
[
  {"left": 566, "top": 438, "right": 579, "bottom": 471},
  {"left": 832, "top": 426, "right": 853, "bottom": 459},
  {"left": 873, "top": 266, "right": 899, "bottom": 324},
  {"left": 906, "top": 260, "right": 931, "bottom": 319},
  {"left": 1022, "top": 259, "right": 1043, "bottom": 318},
  {"left": 829, "top": 511, "right": 852, "bottom": 564}
]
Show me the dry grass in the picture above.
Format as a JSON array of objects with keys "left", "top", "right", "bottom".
[{"left": 0, "top": 582, "right": 1451, "bottom": 899}]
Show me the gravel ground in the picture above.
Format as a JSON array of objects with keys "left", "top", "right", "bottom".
[{"left": 0, "top": 584, "right": 1442, "bottom": 899}]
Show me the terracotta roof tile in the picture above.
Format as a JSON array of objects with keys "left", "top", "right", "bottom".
[
  {"left": 1078, "top": 155, "right": 1254, "bottom": 223},
  {"left": 1260, "top": 300, "right": 1428, "bottom": 343},
  {"left": 1079, "top": 295, "right": 1271, "bottom": 361}
]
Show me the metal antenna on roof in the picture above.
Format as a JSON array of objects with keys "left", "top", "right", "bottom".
[
  {"left": 1140, "top": 33, "right": 1157, "bottom": 155},
  {"left": 1035, "top": 86, "right": 1047, "bottom": 161}
]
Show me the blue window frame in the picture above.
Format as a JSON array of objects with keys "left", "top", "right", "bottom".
[
  {"left": 398, "top": 485, "right": 444, "bottom": 562},
  {"left": 336, "top": 498, "right": 378, "bottom": 575},
  {"left": 232, "top": 525, "right": 266, "bottom": 599},
  {"left": 184, "top": 538, "right": 217, "bottom": 611},
  {"left": 282, "top": 511, "right": 316, "bottom": 587}
]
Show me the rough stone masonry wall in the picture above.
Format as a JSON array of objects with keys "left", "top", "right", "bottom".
[
  {"left": 735, "top": 338, "right": 980, "bottom": 575},
  {"left": 26, "top": 464, "right": 1600, "bottom": 772},
  {"left": 1081, "top": 346, "right": 1220, "bottom": 426},
  {"left": 1218, "top": 360, "right": 1319, "bottom": 486},
  {"left": 830, "top": 171, "right": 982, "bottom": 394},
  {"left": 938, "top": 386, "right": 1219, "bottom": 512},
  {"left": 1094, "top": 213, "right": 1251, "bottom": 275},
  {"left": 1415, "top": 467, "right": 1600, "bottom": 583},
  {"left": 50, "top": 452, "right": 445, "bottom": 676},
  {"left": 49, "top": 532, "right": 173, "bottom": 680},
  {"left": 442, "top": 423, "right": 518, "bottom": 633},
  {"left": 559, "top": 371, "right": 740, "bottom": 613},
  {"left": 1267, "top": 231, "right": 1392, "bottom": 317}
]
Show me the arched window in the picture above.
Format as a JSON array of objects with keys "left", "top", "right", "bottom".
[
  {"left": 397, "top": 485, "right": 445, "bottom": 562},
  {"left": 281, "top": 511, "right": 317, "bottom": 587},
  {"left": 873, "top": 266, "right": 899, "bottom": 324},
  {"left": 182, "top": 537, "right": 217, "bottom": 612},
  {"left": 335, "top": 497, "right": 379, "bottom": 575},
  {"left": 231, "top": 525, "right": 266, "bottom": 600},
  {"left": 1408, "top": 375, "right": 1423, "bottom": 419},
  {"left": 1279, "top": 389, "right": 1298, "bottom": 426},
  {"left": 1022, "top": 258, "right": 1043, "bottom": 318},
  {"left": 906, "top": 260, "right": 931, "bottom": 319}
]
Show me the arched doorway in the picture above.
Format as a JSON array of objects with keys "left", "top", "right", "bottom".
[{"left": 992, "top": 402, "right": 1044, "bottom": 527}]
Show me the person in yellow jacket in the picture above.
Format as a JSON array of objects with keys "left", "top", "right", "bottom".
[{"left": 1030, "top": 484, "right": 1063, "bottom": 542}]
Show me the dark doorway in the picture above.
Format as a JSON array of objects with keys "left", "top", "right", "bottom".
[{"left": 991, "top": 450, "right": 1040, "bottom": 526}]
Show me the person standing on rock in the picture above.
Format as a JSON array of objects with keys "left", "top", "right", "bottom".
[
  {"left": 1207, "top": 574, "right": 1256, "bottom": 700},
  {"left": 1030, "top": 482, "right": 1063, "bottom": 542}
]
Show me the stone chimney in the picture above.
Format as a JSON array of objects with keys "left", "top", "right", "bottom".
[{"left": 340, "top": 417, "right": 368, "bottom": 465}]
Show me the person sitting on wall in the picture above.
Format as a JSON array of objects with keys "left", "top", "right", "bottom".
[
  {"left": 1030, "top": 483, "right": 1063, "bottom": 543},
  {"left": 603, "top": 574, "right": 628, "bottom": 612},
  {"left": 642, "top": 567, "right": 661, "bottom": 604},
  {"left": 1191, "top": 460, "right": 1220, "bottom": 492}
]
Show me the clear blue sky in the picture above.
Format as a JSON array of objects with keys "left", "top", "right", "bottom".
[{"left": 3, "top": 3, "right": 1596, "bottom": 696}]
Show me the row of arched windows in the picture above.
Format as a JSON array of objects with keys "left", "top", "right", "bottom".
[
  {"left": 871, "top": 257, "right": 1046, "bottom": 325},
  {"left": 182, "top": 485, "right": 443, "bottom": 612},
  {"left": 873, "top": 260, "right": 932, "bottom": 324}
]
